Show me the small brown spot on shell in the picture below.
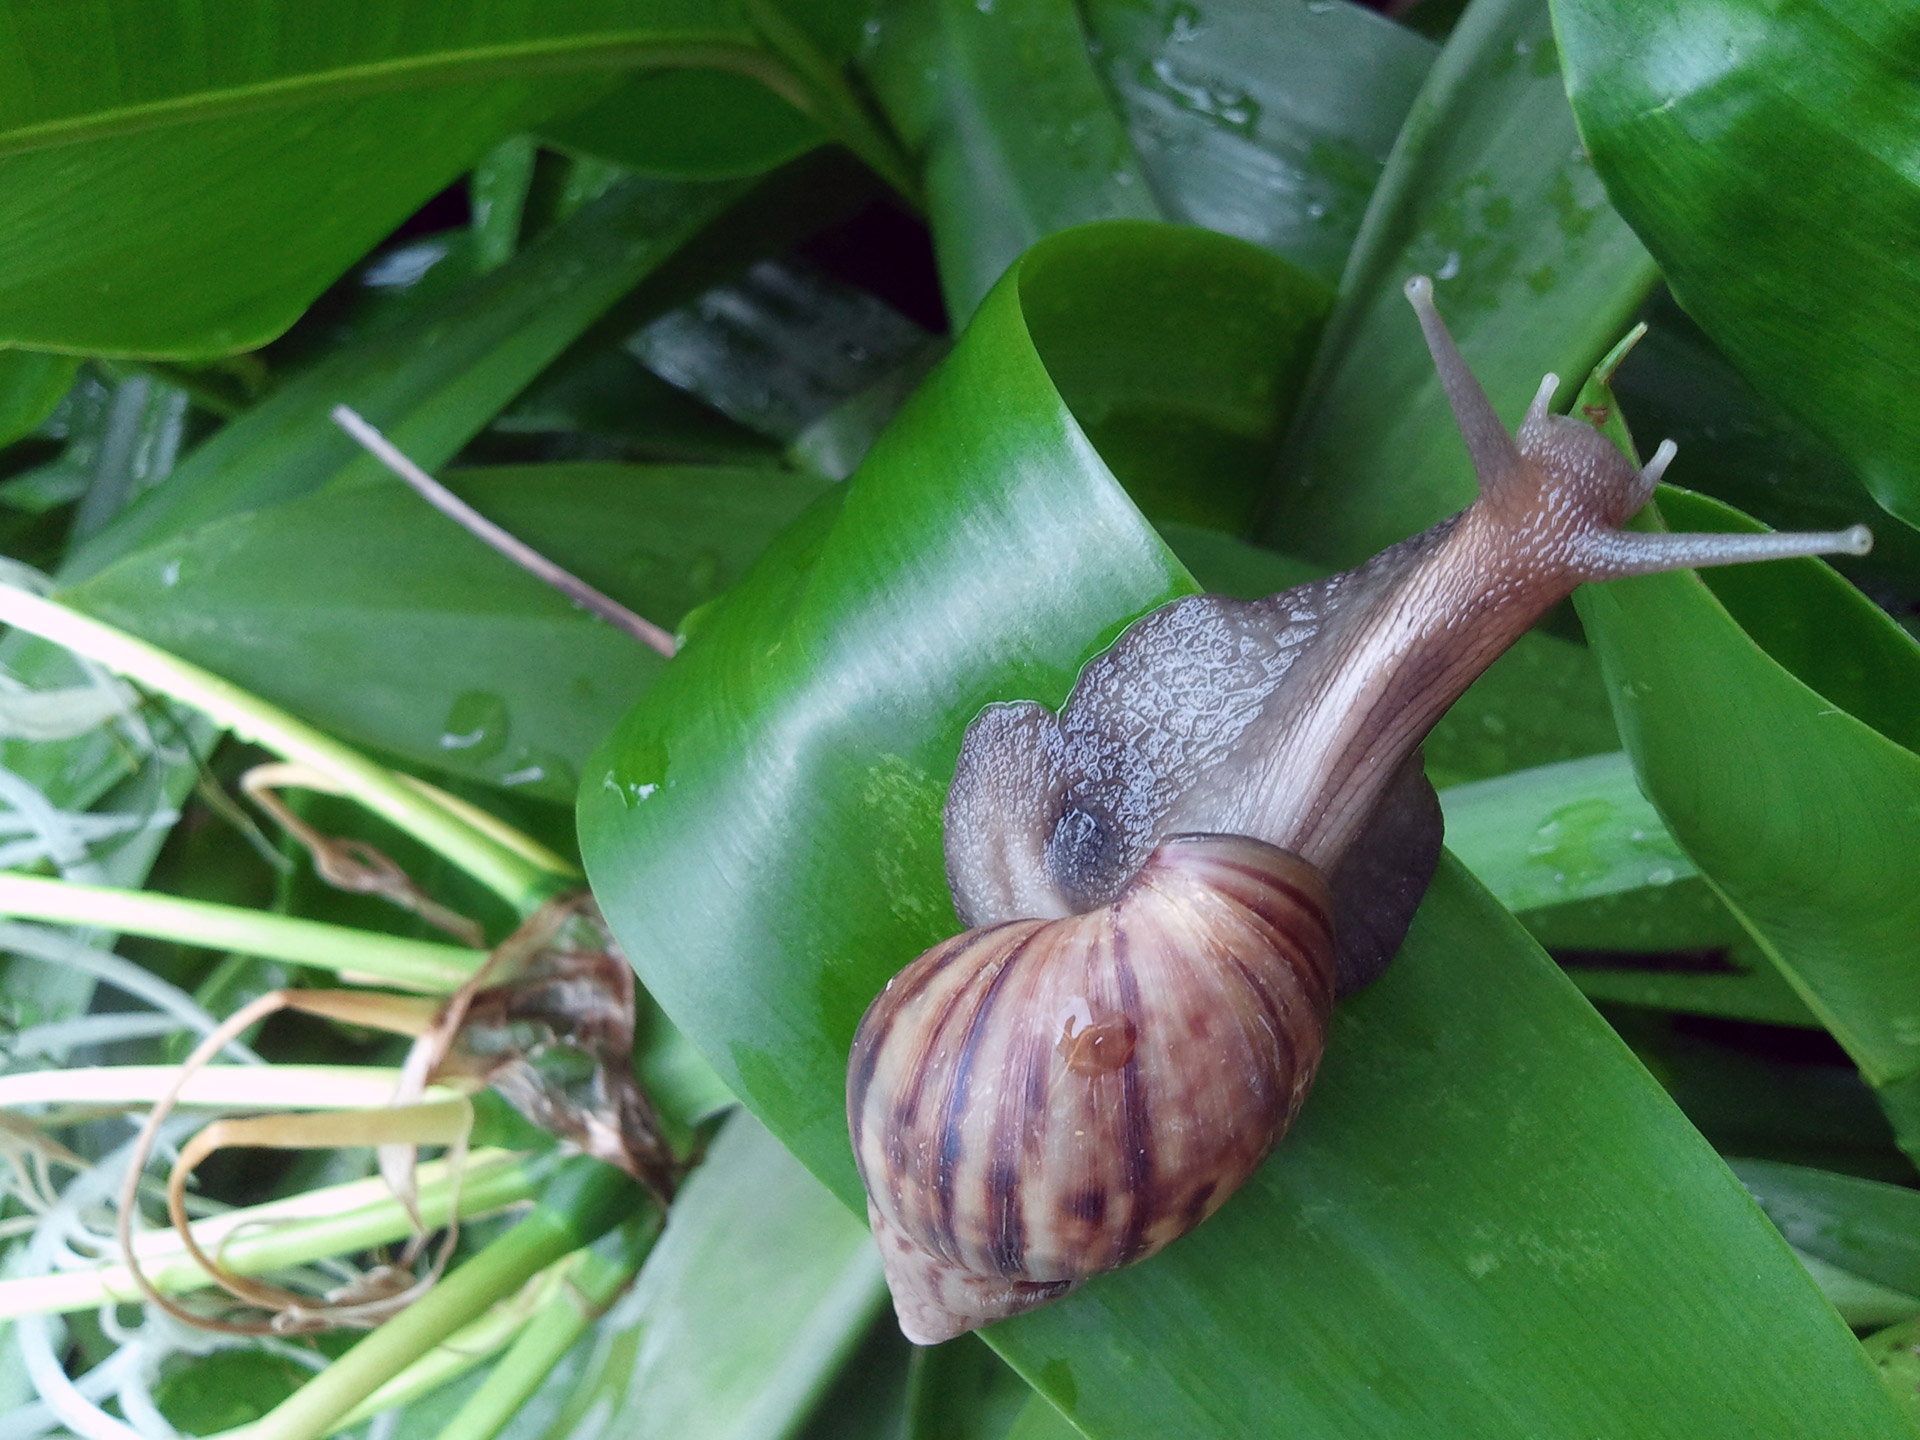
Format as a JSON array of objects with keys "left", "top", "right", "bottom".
[{"left": 1061, "top": 1014, "right": 1138, "bottom": 1076}]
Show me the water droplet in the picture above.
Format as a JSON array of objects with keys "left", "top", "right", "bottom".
[
  {"left": 975, "top": 0, "right": 993, "bottom": 12},
  {"left": 1306, "top": 201, "right": 1327, "bottom": 221},
  {"left": 439, "top": 691, "right": 510, "bottom": 762},
  {"left": 1436, "top": 250, "right": 1462, "bottom": 281},
  {"left": 1114, "top": 169, "right": 1135, "bottom": 186},
  {"left": 1168, "top": 2, "right": 1202, "bottom": 41},
  {"left": 160, "top": 559, "right": 180, "bottom": 588},
  {"left": 1645, "top": 865, "right": 1677, "bottom": 886},
  {"left": 1146, "top": 57, "right": 1260, "bottom": 136},
  {"left": 500, "top": 749, "right": 577, "bottom": 794}
]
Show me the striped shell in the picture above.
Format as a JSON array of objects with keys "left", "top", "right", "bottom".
[{"left": 846, "top": 833, "right": 1334, "bottom": 1344}]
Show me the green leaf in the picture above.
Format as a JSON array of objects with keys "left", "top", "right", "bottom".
[
  {"left": 63, "top": 464, "right": 827, "bottom": 803},
  {"left": 1733, "top": 1159, "right": 1920, "bottom": 1326},
  {"left": 1266, "top": 0, "right": 1658, "bottom": 565},
  {"left": 0, "top": 350, "right": 78, "bottom": 449},
  {"left": 1575, "top": 485, "right": 1920, "bottom": 1091},
  {"left": 544, "top": 68, "right": 826, "bottom": 179},
  {"left": 1080, "top": 0, "right": 1437, "bottom": 285},
  {"left": 864, "top": 0, "right": 1161, "bottom": 321},
  {"left": 1552, "top": 0, "right": 1920, "bottom": 529},
  {"left": 535, "top": 1110, "right": 887, "bottom": 1440},
  {"left": 579, "top": 220, "right": 1910, "bottom": 1437},
  {"left": 1019, "top": 225, "right": 1331, "bottom": 531},
  {"left": 0, "top": 1, "right": 842, "bottom": 356},
  {"left": 905, "top": 1335, "right": 1034, "bottom": 1440},
  {"left": 1438, "top": 751, "right": 1693, "bottom": 914}
]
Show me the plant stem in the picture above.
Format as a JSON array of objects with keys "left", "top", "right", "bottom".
[
  {"left": 225, "top": 1160, "right": 641, "bottom": 1440},
  {"left": 0, "top": 1063, "right": 458, "bottom": 1110},
  {"left": 431, "top": 1217, "right": 656, "bottom": 1440},
  {"left": 0, "top": 1150, "right": 539, "bottom": 1320},
  {"left": 0, "top": 873, "right": 481, "bottom": 992},
  {"left": 0, "top": 585, "right": 565, "bottom": 915},
  {"left": 334, "top": 1258, "right": 574, "bottom": 1430}
]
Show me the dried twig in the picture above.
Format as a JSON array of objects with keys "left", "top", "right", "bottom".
[{"left": 330, "top": 405, "right": 677, "bottom": 658}]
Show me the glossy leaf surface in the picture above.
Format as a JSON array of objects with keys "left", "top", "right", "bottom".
[
  {"left": 0, "top": 0, "right": 813, "bottom": 355},
  {"left": 1553, "top": 0, "right": 1920, "bottom": 529},
  {"left": 1081, "top": 0, "right": 1436, "bottom": 285},
  {"left": 1266, "top": 0, "right": 1658, "bottom": 564},
  {"left": 544, "top": 68, "right": 825, "bottom": 179},
  {"left": 1577, "top": 486, "right": 1920, "bottom": 1090},
  {"left": 65, "top": 465, "right": 827, "bottom": 803},
  {"left": 865, "top": 0, "right": 1160, "bottom": 321},
  {"left": 580, "top": 221, "right": 1908, "bottom": 1438}
]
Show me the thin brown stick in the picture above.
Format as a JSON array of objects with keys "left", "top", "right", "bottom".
[{"left": 329, "top": 405, "right": 678, "bottom": 658}]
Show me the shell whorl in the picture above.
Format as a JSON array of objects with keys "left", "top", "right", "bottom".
[{"left": 846, "top": 833, "right": 1334, "bottom": 1344}]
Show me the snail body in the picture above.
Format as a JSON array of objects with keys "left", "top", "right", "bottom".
[{"left": 850, "top": 277, "right": 1873, "bottom": 1344}]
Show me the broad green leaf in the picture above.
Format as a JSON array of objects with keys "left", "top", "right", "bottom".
[
  {"left": 545, "top": 68, "right": 826, "bottom": 179},
  {"left": 1568, "top": 959, "right": 1822, "bottom": 1031},
  {"left": 532, "top": 1110, "right": 887, "bottom": 1440},
  {"left": 1552, "top": 0, "right": 1920, "bottom": 529},
  {"left": 64, "top": 464, "right": 828, "bottom": 803},
  {"left": 0, "top": 350, "right": 78, "bottom": 449},
  {"left": 1081, "top": 0, "right": 1437, "bottom": 285},
  {"left": 864, "top": 0, "right": 1162, "bottom": 320},
  {"left": 1019, "top": 225, "right": 1330, "bottom": 531},
  {"left": 579, "top": 221, "right": 1909, "bottom": 1438},
  {"left": 1733, "top": 1159, "right": 1920, "bottom": 1327},
  {"left": 1438, "top": 751, "right": 1692, "bottom": 913},
  {"left": 1266, "top": 0, "right": 1658, "bottom": 565},
  {"left": 0, "top": 1, "right": 868, "bottom": 356},
  {"left": 1575, "top": 486, "right": 1920, "bottom": 1091}
]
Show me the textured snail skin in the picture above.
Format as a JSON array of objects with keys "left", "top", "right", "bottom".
[
  {"left": 848, "top": 834, "right": 1332, "bottom": 1345},
  {"left": 850, "top": 276, "right": 1875, "bottom": 1343}
]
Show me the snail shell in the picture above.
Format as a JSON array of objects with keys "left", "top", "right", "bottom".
[
  {"left": 847, "top": 833, "right": 1332, "bottom": 1345},
  {"left": 849, "top": 275, "right": 1873, "bottom": 1344}
]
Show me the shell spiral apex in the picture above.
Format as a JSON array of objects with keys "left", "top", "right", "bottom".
[{"left": 847, "top": 276, "right": 1874, "bottom": 1343}]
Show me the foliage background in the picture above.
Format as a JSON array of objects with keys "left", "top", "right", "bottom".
[{"left": 0, "top": 0, "right": 1918, "bottom": 1437}]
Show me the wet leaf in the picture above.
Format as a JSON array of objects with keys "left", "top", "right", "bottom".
[
  {"left": 579, "top": 220, "right": 1909, "bottom": 1438},
  {"left": 1081, "top": 0, "right": 1436, "bottom": 284},
  {"left": 1553, "top": 0, "right": 1920, "bottom": 530},
  {"left": 65, "top": 464, "right": 827, "bottom": 803},
  {"left": 0, "top": 1, "right": 846, "bottom": 355}
]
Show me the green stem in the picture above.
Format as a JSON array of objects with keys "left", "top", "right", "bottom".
[
  {"left": 431, "top": 1218, "right": 656, "bottom": 1440},
  {"left": 0, "top": 1150, "right": 539, "bottom": 1320},
  {"left": 0, "top": 874, "right": 480, "bottom": 992},
  {"left": 0, "top": 1062, "right": 451, "bottom": 1109},
  {"left": 0, "top": 585, "right": 563, "bottom": 914},
  {"left": 227, "top": 1160, "right": 641, "bottom": 1440},
  {"left": 334, "top": 1258, "right": 572, "bottom": 1430}
]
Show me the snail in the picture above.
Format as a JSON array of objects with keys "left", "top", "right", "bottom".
[{"left": 847, "top": 276, "right": 1873, "bottom": 1345}]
